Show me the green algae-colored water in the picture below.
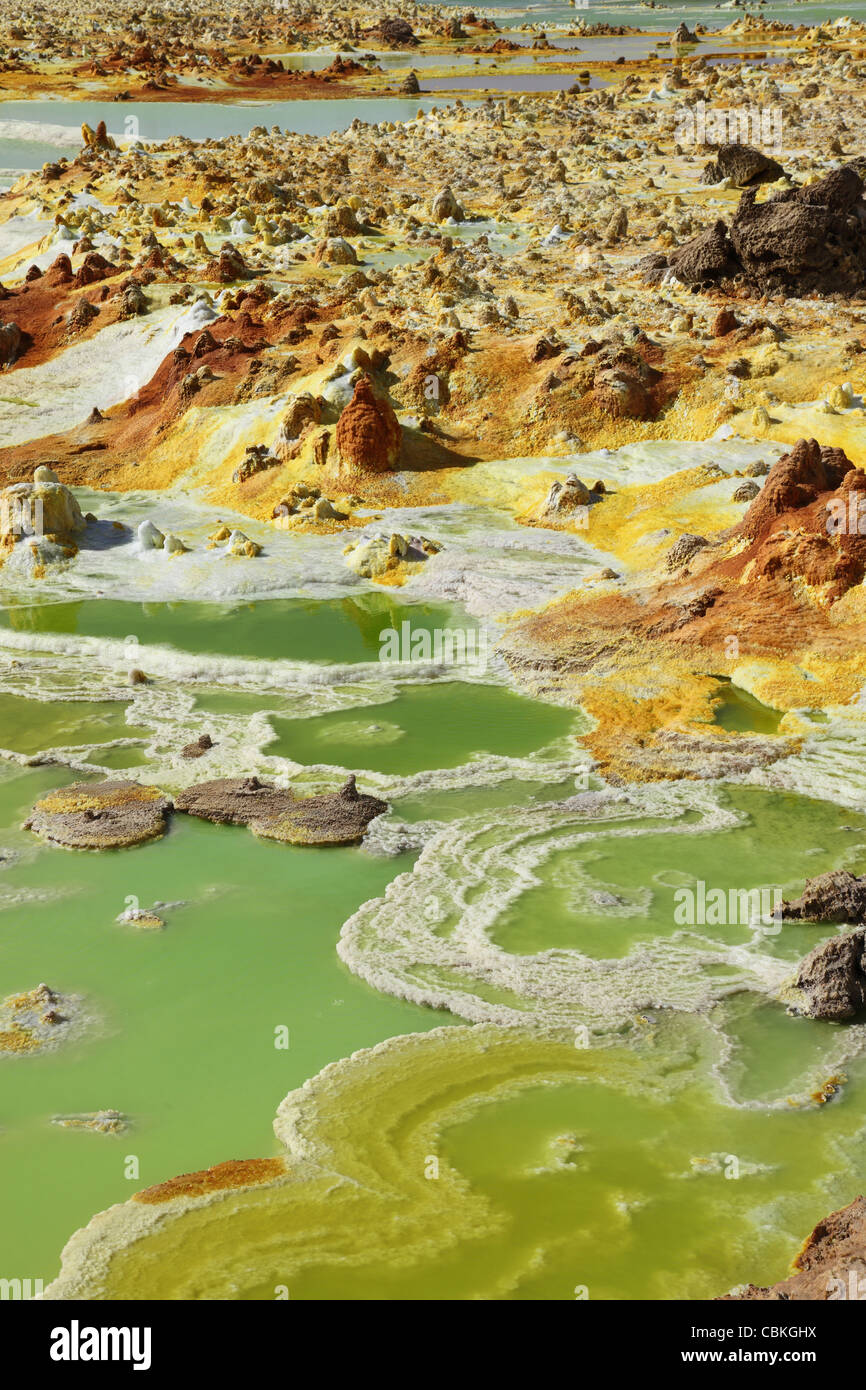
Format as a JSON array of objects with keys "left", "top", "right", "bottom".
[
  {"left": 267, "top": 1056, "right": 866, "bottom": 1301},
  {"left": 491, "top": 786, "right": 865, "bottom": 960},
  {"left": 0, "top": 693, "right": 149, "bottom": 758},
  {"left": 713, "top": 684, "right": 784, "bottom": 736},
  {"left": 269, "top": 682, "right": 576, "bottom": 776},
  {"left": 0, "top": 764, "right": 440, "bottom": 1284},
  {"left": 0, "top": 595, "right": 477, "bottom": 666},
  {"left": 3, "top": 592, "right": 866, "bottom": 1299}
]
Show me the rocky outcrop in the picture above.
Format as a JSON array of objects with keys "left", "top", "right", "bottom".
[
  {"left": 756, "top": 436, "right": 858, "bottom": 513},
  {"left": 791, "top": 929, "right": 866, "bottom": 1020},
  {"left": 543, "top": 475, "right": 592, "bottom": 516},
  {"left": 275, "top": 392, "right": 321, "bottom": 455},
  {"left": 643, "top": 165, "right": 866, "bottom": 296},
  {"left": 666, "top": 533, "right": 708, "bottom": 570},
  {"left": 137, "top": 519, "right": 165, "bottom": 549},
  {"left": 640, "top": 219, "right": 738, "bottom": 289},
  {"left": 74, "top": 251, "right": 118, "bottom": 288},
  {"left": 232, "top": 443, "right": 277, "bottom": 483},
  {"left": 593, "top": 345, "right": 661, "bottom": 420},
  {"left": 672, "top": 21, "right": 697, "bottom": 43},
  {"left": 67, "top": 299, "right": 99, "bottom": 335},
  {"left": 314, "top": 236, "right": 358, "bottom": 266},
  {"left": 731, "top": 168, "right": 866, "bottom": 295},
  {"left": 335, "top": 375, "right": 402, "bottom": 473},
  {"left": 324, "top": 203, "right": 363, "bottom": 237},
  {"left": 1, "top": 468, "right": 85, "bottom": 543},
  {"left": 174, "top": 774, "right": 387, "bottom": 845},
  {"left": 226, "top": 529, "right": 261, "bottom": 557},
  {"left": 781, "top": 870, "right": 866, "bottom": 925},
  {"left": 81, "top": 120, "right": 116, "bottom": 152},
  {"left": 735, "top": 439, "right": 866, "bottom": 601},
  {"left": 701, "top": 142, "right": 784, "bottom": 188},
  {"left": 431, "top": 186, "right": 464, "bottom": 223},
  {"left": 25, "top": 781, "right": 172, "bottom": 850},
  {"left": 181, "top": 733, "right": 215, "bottom": 760},
  {"left": 0, "top": 320, "right": 23, "bottom": 366},
  {"left": 343, "top": 530, "right": 440, "bottom": 578},
  {"left": 273, "top": 485, "right": 347, "bottom": 525},
  {"left": 721, "top": 1196, "right": 866, "bottom": 1299},
  {"left": 371, "top": 17, "right": 418, "bottom": 47},
  {"left": 711, "top": 307, "right": 739, "bottom": 337},
  {"left": 204, "top": 242, "right": 248, "bottom": 282},
  {"left": 118, "top": 280, "right": 148, "bottom": 318}
]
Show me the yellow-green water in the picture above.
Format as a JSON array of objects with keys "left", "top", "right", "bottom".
[{"left": 2, "top": 596, "right": 866, "bottom": 1300}]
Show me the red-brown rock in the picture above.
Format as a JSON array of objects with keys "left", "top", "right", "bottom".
[
  {"left": 711, "top": 307, "right": 739, "bottom": 337},
  {"left": 738, "top": 437, "right": 853, "bottom": 540},
  {"left": 720, "top": 1196, "right": 866, "bottom": 1299},
  {"left": 335, "top": 375, "right": 402, "bottom": 473}
]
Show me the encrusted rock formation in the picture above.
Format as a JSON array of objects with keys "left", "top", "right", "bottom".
[
  {"left": 721, "top": 1196, "right": 866, "bottom": 1299},
  {"left": 343, "top": 530, "right": 439, "bottom": 578},
  {"left": 790, "top": 928, "right": 866, "bottom": 1021},
  {"left": 666, "top": 533, "right": 708, "bottom": 570},
  {"left": 1, "top": 466, "right": 85, "bottom": 544},
  {"left": 0, "top": 320, "right": 23, "bottom": 366},
  {"left": 181, "top": 733, "right": 216, "bottom": 760},
  {"left": 334, "top": 375, "right": 402, "bottom": 473},
  {"left": 781, "top": 870, "right": 866, "bottom": 925},
  {"left": 431, "top": 185, "right": 464, "bottom": 223},
  {"left": 0, "top": 982, "right": 84, "bottom": 1055},
  {"left": 174, "top": 774, "right": 387, "bottom": 845},
  {"left": 371, "top": 17, "right": 417, "bottom": 47},
  {"left": 543, "top": 475, "right": 593, "bottom": 516},
  {"left": 701, "top": 142, "right": 784, "bottom": 188},
  {"left": 25, "top": 780, "right": 172, "bottom": 850},
  {"left": 644, "top": 165, "right": 866, "bottom": 295},
  {"left": 735, "top": 438, "right": 866, "bottom": 601},
  {"left": 672, "top": 21, "right": 697, "bottom": 44}
]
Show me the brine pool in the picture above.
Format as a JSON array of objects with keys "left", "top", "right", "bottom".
[{"left": 2, "top": 579, "right": 866, "bottom": 1299}]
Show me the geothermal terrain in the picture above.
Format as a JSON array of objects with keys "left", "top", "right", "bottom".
[{"left": 4, "top": 0, "right": 866, "bottom": 1304}]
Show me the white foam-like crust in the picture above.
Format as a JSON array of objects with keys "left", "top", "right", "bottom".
[
  {"left": 336, "top": 781, "right": 799, "bottom": 1028},
  {"left": 743, "top": 709, "right": 866, "bottom": 810},
  {"left": 0, "top": 300, "right": 218, "bottom": 445}
]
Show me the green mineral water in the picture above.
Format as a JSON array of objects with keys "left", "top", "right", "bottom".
[{"left": 1, "top": 590, "right": 865, "bottom": 1299}]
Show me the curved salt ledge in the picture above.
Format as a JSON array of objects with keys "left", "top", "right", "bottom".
[
  {"left": 42, "top": 1018, "right": 866, "bottom": 1302},
  {"left": 0, "top": 703, "right": 582, "bottom": 809},
  {"left": 336, "top": 780, "right": 862, "bottom": 1030},
  {"left": 3, "top": 623, "right": 866, "bottom": 814}
]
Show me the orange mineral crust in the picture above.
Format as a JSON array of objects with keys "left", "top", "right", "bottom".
[{"left": 134, "top": 1157, "right": 289, "bottom": 1204}]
